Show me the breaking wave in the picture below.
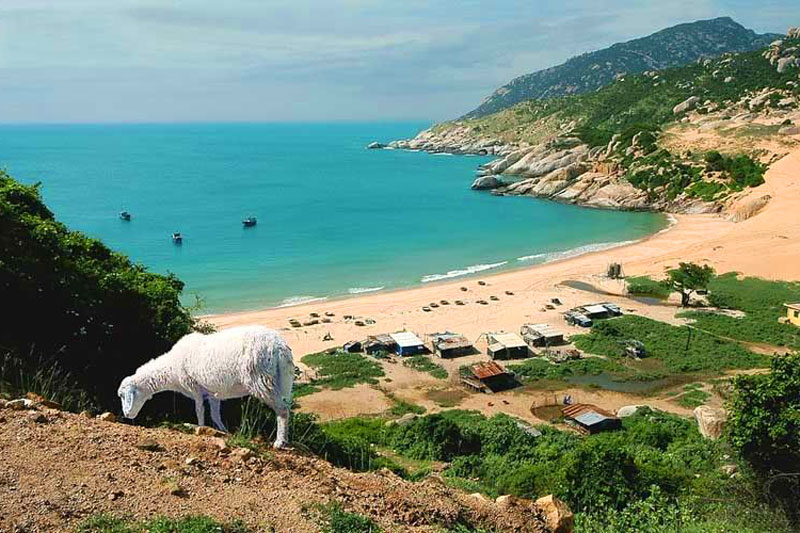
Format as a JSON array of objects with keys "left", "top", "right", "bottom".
[
  {"left": 516, "top": 240, "right": 637, "bottom": 263},
  {"left": 277, "top": 295, "right": 328, "bottom": 308},
  {"left": 348, "top": 286, "right": 385, "bottom": 294},
  {"left": 421, "top": 261, "right": 508, "bottom": 283}
]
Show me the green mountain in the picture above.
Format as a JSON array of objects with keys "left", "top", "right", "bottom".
[{"left": 465, "top": 17, "right": 781, "bottom": 119}]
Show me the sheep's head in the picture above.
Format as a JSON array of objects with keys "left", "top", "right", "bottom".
[{"left": 117, "top": 376, "right": 151, "bottom": 419}]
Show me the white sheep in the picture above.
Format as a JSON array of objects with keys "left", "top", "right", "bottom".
[{"left": 117, "top": 325, "right": 294, "bottom": 448}]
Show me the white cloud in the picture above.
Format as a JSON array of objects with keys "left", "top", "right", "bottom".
[{"left": 0, "top": 0, "right": 793, "bottom": 122}]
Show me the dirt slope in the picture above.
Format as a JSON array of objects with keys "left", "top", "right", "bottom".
[{"left": 0, "top": 405, "right": 551, "bottom": 533}]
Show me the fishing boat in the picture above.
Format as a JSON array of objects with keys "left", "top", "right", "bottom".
[
  {"left": 172, "top": 232, "right": 183, "bottom": 244},
  {"left": 242, "top": 216, "right": 257, "bottom": 227},
  {"left": 119, "top": 210, "right": 131, "bottom": 221}
]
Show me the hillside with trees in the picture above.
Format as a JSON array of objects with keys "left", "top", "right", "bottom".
[{"left": 465, "top": 17, "right": 780, "bottom": 119}]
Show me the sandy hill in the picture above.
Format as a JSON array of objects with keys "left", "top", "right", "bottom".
[{"left": 0, "top": 400, "right": 565, "bottom": 532}]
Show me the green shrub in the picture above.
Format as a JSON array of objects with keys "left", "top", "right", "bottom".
[
  {"left": 626, "top": 276, "right": 671, "bottom": 299},
  {"left": 301, "top": 351, "right": 385, "bottom": 391},
  {"left": 0, "top": 171, "right": 194, "bottom": 410},
  {"left": 77, "top": 514, "right": 250, "bottom": 533},
  {"left": 402, "top": 355, "right": 448, "bottom": 379},
  {"left": 311, "top": 503, "right": 380, "bottom": 533}
]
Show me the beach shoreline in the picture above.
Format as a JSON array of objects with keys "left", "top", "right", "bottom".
[{"left": 209, "top": 147, "right": 800, "bottom": 364}]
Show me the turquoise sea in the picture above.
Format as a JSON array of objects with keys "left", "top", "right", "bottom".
[{"left": 0, "top": 122, "right": 667, "bottom": 313}]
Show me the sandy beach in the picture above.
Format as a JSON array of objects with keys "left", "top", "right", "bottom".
[{"left": 210, "top": 146, "right": 800, "bottom": 421}]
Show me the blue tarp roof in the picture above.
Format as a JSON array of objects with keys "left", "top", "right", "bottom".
[{"left": 575, "top": 412, "right": 611, "bottom": 427}]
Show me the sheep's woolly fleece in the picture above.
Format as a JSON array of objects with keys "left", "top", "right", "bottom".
[{"left": 119, "top": 325, "right": 294, "bottom": 446}]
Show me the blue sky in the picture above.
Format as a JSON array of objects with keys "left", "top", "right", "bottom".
[{"left": 0, "top": 0, "right": 795, "bottom": 123}]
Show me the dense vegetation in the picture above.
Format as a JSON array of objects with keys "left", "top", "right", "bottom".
[
  {"left": 681, "top": 272, "right": 800, "bottom": 349},
  {"left": 571, "top": 315, "right": 766, "bottom": 375},
  {"left": 402, "top": 355, "right": 448, "bottom": 379},
  {"left": 729, "top": 355, "right": 800, "bottom": 523},
  {"left": 297, "top": 351, "right": 385, "bottom": 397},
  {"left": 458, "top": 35, "right": 799, "bottom": 147},
  {"left": 313, "top": 405, "right": 794, "bottom": 532},
  {"left": 465, "top": 17, "right": 778, "bottom": 118},
  {"left": 0, "top": 171, "right": 195, "bottom": 410}
]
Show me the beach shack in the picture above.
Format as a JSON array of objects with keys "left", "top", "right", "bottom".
[
  {"left": 486, "top": 332, "right": 529, "bottom": 360},
  {"left": 364, "top": 334, "right": 397, "bottom": 355},
  {"left": 427, "top": 332, "right": 473, "bottom": 358},
  {"left": 462, "top": 361, "right": 517, "bottom": 393},
  {"left": 783, "top": 303, "right": 800, "bottom": 327},
  {"left": 581, "top": 304, "right": 612, "bottom": 320},
  {"left": 389, "top": 331, "right": 426, "bottom": 356},
  {"left": 562, "top": 403, "right": 621, "bottom": 435},
  {"left": 520, "top": 323, "right": 566, "bottom": 348}
]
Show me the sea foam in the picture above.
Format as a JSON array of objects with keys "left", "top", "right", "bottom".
[
  {"left": 516, "top": 240, "right": 637, "bottom": 263},
  {"left": 348, "top": 286, "right": 385, "bottom": 294},
  {"left": 277, "top": 295, "right": 328, "bottom": 308},
  {"left": 421, "top": 261, "right": 508, "bottom": 283}
]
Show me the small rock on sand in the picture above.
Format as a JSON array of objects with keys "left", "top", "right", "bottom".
[
  {"left": 97, "top": 412, "right": 117, "bottom": 423},
  {"left": 194, "top": 426, "right": 226, "bottom": 437}
]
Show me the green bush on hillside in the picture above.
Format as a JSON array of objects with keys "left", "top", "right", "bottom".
[
  {"left": 300, "top": 351, "right": 385, "bottom": 392},
  {"left": 0, "top": 171, "right": 193, "bottom": 409}
]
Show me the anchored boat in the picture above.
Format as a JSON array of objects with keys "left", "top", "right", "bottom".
[
  {"left": 172, "top": 232, "right": 183, "bottom": 244},
  {"left": 119, "top": 210, "right": 131, "bottom": 221},
  {"left": 242, "top": 216, "right": 257, "bottom": 227}
]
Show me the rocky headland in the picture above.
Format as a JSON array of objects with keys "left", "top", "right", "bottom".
[{"left": 376, "top": 28, "right": 800, "bottom": 216}]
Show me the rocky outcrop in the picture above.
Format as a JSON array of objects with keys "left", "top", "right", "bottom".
[
  {"left": 471, "top": 176, "right": 502, "bottom": 190},
  {"left": 366, "top": 141, "right": 385, "bottom": 149},
  {"left": 534, "top": 495, "right": 574, "bottom": 533},
  {"left": 673, "top": 96, "right": 701, "bottom": 114},
  {"left": 386, "top": 126, "right": 518, "bottom": 156},
  {"left": 694, "top": 406, "right": 727, "bottom": 439}
]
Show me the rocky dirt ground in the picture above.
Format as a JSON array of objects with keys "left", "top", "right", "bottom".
[{"left": 0, "top": 402, "right": 560, "bottom": 533}]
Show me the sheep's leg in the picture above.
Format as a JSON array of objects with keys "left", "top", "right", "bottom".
[
  {"left": 274, "top": 407, "right": 290, "bottom": 449},
  {"left": 208, "top": 398, "right": 228, "bottom": 433},
  {"left": 193, "top": 393, "right": 205, "bottom": 427}
]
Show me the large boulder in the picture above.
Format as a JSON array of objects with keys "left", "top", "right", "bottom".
[
  {"left": 673, "top": 96, "right": 700, "bottom": 115},
  {"left": 694, "top": 406, "right": 727, "bottom": 440},
  {"left": 617, "top": 405, "right": 646, "bottom": 418},
  {"left": 534, "top": 494, "right": 574, "bottom": 533},
  {"left": 471, "top": 176, "right": 501, "bottom": 190}
]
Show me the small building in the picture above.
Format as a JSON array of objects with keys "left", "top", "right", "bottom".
[
  {"left": 427, "top": 332, "right": 473, "bottom": 358},
  {"left": 581, "top": 304, "right": 612, "bottom": 319},
  {"left": 783, "top": 303, "right": 800, "bottom": 327},
  {"left": 364, "top": 334, "right": 397, "bottom": 355},
  {"left": 462, "top": 361, "right": 517, "bottom": 393},
  {"left": 562, "top": 403, "right": 621, "bottom": 434},
  {"left": 485, "top": 332, "right": 529, "bottom": 360},
  {"left": 520, "top": 323, "right": 566, "bottom": 347},
  {"left": 389, "top": 331, "right": 426, "bottom": 356}
]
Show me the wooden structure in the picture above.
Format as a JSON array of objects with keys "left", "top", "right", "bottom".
[
  {"left": 427, "top": 332, "right": 473, "bottom": 358},
  {"left": 485, "top": 332, "right": 529, "bottom": 360},
  {"left": 364, "top": 334, "right": 397, "bottom": 355},
  {"left": 461, "top": 361, "right": 517, "bottom": 393},
  {"left": 520, "top": 323, "right": 566, "bottom": 347},
  {"left": 562, "top": 403, "right": 621, "bottom": 434}
]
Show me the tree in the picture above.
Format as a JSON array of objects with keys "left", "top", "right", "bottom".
[
  {"left": 728, "top": 354, "right": 800, "bottom": 525},
  {"left": 729, "top": 354, "right": 800, "bottom": 473},
  {"left": 0, "top": 171, "right": 194, "bottom": 409},
  {"left": 666, "top": 262, "right": 714, "bottom": 307}
]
